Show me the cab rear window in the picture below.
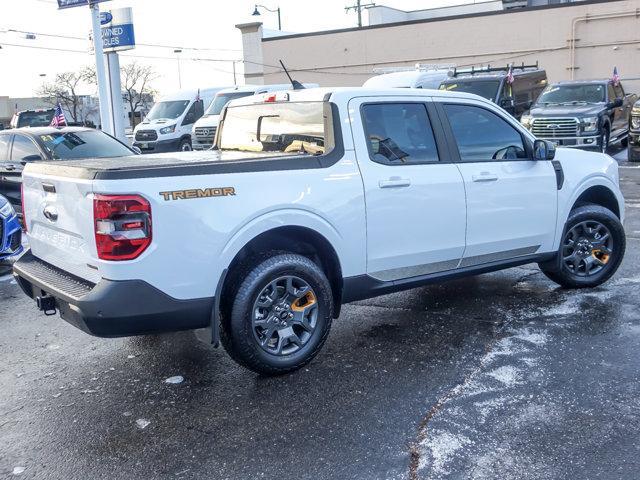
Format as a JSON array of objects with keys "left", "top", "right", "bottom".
[{"left": 219, "top": 102, "right": 334, "bottom": 157}]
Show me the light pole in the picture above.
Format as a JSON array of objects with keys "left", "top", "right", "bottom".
[
  {"left": 252, "top": 4, "right": 281, "bottom": 31},
  {"left": 174, "top": 49, "right": 182, "bottom": 89}
]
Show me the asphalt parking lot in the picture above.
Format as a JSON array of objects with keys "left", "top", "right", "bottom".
[{"left": 1, "top": 148, "right": 639, "bottom": 480}]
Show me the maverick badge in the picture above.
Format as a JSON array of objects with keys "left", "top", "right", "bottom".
[{"left": 159, "top": 187, "right": 236, "bottom": 201}]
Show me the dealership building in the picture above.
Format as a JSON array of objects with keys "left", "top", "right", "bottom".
[{"left": 237, "top": 0, "right": 640, "bottom": 93}]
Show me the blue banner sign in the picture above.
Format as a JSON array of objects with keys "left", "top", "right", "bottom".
[
  {"left": 57, "top": 0, "right": 110, "bottom": 9},
  {"left": 101, "top": 7, "right": 135, "bottom": 53},
  {"left": 102, "top": 24, "right": 135, "bottom": 52}
]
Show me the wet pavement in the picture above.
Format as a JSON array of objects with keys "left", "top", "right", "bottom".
[{"left": 1, "top": 147, "right": 639, "bottom": 479}]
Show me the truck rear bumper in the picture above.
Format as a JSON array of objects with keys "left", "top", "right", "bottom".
[{"left": 13, "top": 250, "right": 213, "bottom": 337}]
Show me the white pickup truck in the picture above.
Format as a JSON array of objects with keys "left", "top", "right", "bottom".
[{"left": 13, "top": 87, "right": 626, "bottom": 375}]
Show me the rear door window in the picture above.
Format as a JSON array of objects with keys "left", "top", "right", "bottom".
[
  {"left": 361, "top": 103, "right": 439, "bottom": 165},
  {"left": 444, "top": 104, "right": 527, "bottom": 162}
]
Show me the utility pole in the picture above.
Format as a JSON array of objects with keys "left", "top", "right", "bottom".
[
  {"left": 345, "top": 0, "right": 375, "bottom": 28},
  {"left": 89, "top": 1, "right": 112, "bottom": 133}
]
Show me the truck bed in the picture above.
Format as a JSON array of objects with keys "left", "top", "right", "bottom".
[{"left": 25, "top": 150, "right": 326, "bottom": 180}]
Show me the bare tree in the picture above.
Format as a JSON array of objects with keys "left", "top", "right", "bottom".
[
  {"left": 120, "top": 62, "right": 157, "bottom": 128},
  {"left": 37, "top": 67, "right": 96, "bottom": 124}
]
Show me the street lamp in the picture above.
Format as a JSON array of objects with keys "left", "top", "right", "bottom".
[
  {"left": 174, "top": 48, "right": 182, "bottom": 89},
  {"left": 252, "top": 4, "right": 281, "bottom": 31}
]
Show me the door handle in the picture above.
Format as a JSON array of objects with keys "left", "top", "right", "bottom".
[
  {"left": 472, "top": 172, "right": 499, "bottom": 182},
  {"left": 5, "top": 165, "right": 15, "bottom": 171},
  {"left": 379, "top": 177, "right": 411, "bottom": 189}
]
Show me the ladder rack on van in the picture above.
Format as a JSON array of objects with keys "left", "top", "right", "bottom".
[{"left": 451, "top": 62, "right": 540, "bottom": 77}]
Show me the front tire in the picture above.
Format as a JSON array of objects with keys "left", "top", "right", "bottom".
[
  {"left": 539, "top": 204, "right": 625, "bottom": 288},
  {"left": 599, "top": 127, "right": 610, "bottom": 154},
  {"left": 220, "top": 253, "right": 333, "bottom": 375},
  {"left": 179, "top": 138, "right": 192, "bottom": 151}
]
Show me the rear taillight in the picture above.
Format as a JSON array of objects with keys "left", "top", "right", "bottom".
[
  {"left": 93, "top": 194, "right": 152, "bottom": 261},
  {"left": 20, "top": 183, "right": 27, "bottom": 232}
]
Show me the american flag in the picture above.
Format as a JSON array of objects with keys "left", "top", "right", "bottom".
[
  {"left": 50, "top": 102, "right": 67, "bottom": 127},
  {"left": 612, "top": 67, "right": 621, "bottom": 86},
  {"left": 506, "top": 65, "right": 514, "bottom": 85}
]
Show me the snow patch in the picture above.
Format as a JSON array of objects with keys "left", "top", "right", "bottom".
[
  {"left": 12, "top": 467, "right": 25, "bottom": 475},
  {"left": 164, "top": 375, "right": 184, "bottom": 385},
  {"left": 135, "top": 418, "right": 150, "bottom": 429},
  {"left": 487, "top": 366, "right": 522, "bottom": 388},
  {"left": 512, "top": 329, "right": 548, "bottom": 346},
  {"left": 419, "top": 430, "right": 472, "bottom": 475}
]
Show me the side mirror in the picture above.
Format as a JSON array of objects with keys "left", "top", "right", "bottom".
[
  {"left": 608, "top": 98, "right": 624, "bottom": 109},
  {"left": 500, "top": 97, "right": 515, "bottom": 109},
  {"left": 533, "top": 139, "right": 556, "bottom": 161},
  {"left": 21, "top": 154, "right": 43, "bottom": 163}
]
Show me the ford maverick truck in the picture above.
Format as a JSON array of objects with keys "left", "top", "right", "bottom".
[{"left": 13, "top": 88, "right": 626, "bottom": 374}]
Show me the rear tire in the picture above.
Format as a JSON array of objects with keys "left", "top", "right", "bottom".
[
  {"left": 629, "top": 145, "right": 640, "bottom": 162},
  {"left": 539, "top": 204, "right": 625, "bottom": 288},
  {"left": 220, "top": 252, "right": 333, "bottom": 375}
]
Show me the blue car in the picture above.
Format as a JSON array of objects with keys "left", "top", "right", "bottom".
[{"left": 0, "top": 194, "right": 22, "bottom": 261}]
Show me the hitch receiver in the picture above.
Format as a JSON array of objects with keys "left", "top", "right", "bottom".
[{"left": 35, "top": 295, "right": 57, "bottom": 316}]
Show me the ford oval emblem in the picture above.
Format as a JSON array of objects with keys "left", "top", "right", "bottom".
[
  {"left": 100, "top": 12, "right": 113, "bottom": 25},
  {"left": 43, "top": 204, "right": 58, "bottom": 222}
]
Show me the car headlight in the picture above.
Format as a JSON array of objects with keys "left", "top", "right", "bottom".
[
  {"left": 520, "top": 115, "right": 533, "bottom": 130},
  {"left": 159, "top": 125, "right": 176, "bottom": 135},
  {"left": 632, "top": 115, "right": 640, "bottom": 130},
  {"left": 581, "top": 117, "right": 599, "bottom": 133},
  {"left": 0, "top": 201, "right": 15, "bottom": 218}
]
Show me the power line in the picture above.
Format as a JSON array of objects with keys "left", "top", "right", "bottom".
[
  {"left": 0, "top": 41, "right": 240, "bottom": 63},
  {"left": 3, "top": 28, "right": 241, "bottom": 52}
]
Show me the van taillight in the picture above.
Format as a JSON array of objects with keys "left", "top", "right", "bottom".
[{"left": 93, "top": 194, "right": 152, "bottom": 261}]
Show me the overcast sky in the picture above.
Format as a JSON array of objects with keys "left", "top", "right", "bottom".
[{"left": 1, "top": 0, "right": 489, "bottom": 98}]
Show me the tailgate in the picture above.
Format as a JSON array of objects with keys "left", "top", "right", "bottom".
[{"left": 22, "top": 170, "right": 99, "bottom": 283}]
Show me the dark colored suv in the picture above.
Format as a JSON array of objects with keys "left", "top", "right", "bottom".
[{"left": 439, "top": 63, "right": 548, "bottom": 120}]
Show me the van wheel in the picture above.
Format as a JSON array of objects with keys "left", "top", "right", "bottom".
[
  {"left": 220, "top": 253, "right": 333, "bottom": 375},
  {"left": 538, "top": 204, "right": 625, "bottom": 288},
  {"left": 179, "top": 138, "right": 192, "bottom": 151}
]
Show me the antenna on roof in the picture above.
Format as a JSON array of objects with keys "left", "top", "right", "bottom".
[{"left": 279, "top": 60, "right": 305, "bottom": 90}]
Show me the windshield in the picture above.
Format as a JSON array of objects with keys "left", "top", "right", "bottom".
[
  {"left": 38, "top": 130, "right": 133, "bottom": 159},
  {"left": 219, "top": 102, "right": 333, "bottom": 156},
  {"left": 18, "top": 111, "right": 54, "bottom": 128},
  {"left": 205, "top": 92, "right": 255, "bottom": 116},
  {"left": 145, "top": 100, "right": 190, "bottom": 121},
  {"left": 536, "top": 84, "right": 605, "bottom": 105},
  {"left": 439, "top": 80, "right": 501, "bottom": 101}
]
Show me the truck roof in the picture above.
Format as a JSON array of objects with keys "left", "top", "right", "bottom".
[
  {"left": 227, "top": 86, "right": 491, "bottom": 106},
  {"left": 551, "top": 79, "right": 617, "bottom": 86}
]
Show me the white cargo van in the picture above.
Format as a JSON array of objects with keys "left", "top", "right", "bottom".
[
  {"left": 192, "top": 84, "right": 317, "bottom": 150},
  {"left": 133, "top": 87, "right": 226, "bottom": 153},
  {"left": 363, "top": 66, "right": 454, "bottom": 90}
]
